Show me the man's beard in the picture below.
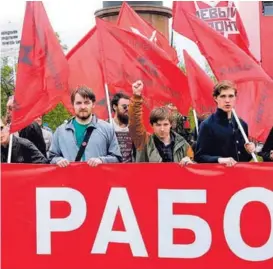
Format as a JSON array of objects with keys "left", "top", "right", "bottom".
[
  {"left": 117, "top": 111, "right": 129, "bottom": 125},
  {"left": 76, "top": 111, "right": 92, "bottom": 121}
]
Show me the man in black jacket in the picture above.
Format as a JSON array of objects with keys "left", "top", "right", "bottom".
[
  {"left": 258, "top": 127, "right": 273, "bottom": 162},
  {"left": 5, "top": 95, "right": 47, "bottom": 157},
  {"left": 1, "top": 119, "right": 47, "bottom": 164},
  {"left": 195, "top": 80, "right": 255, "bottom": 166}
]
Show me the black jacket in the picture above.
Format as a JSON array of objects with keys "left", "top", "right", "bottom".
[
  {"left": 19, "top": 122, "right": 47, "bottom": 157},
  {"left": 1, "top": 136, "right": 48, "bottom": 164},
  {"left": 258, "top": 127, "right": 273, "bottom": 162},
  {"left": 195, "top": 108, "right": 252, "bottom": 163}
]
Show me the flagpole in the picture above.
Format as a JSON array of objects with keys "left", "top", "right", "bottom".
[
  {"left": 170, "top": 29, "right": 174, "bottom": 48},
  {"left": 7, "top": 56, "right": 17, "bottom": 164},
  {"left": 232, "top": 109, "right": 258, "bottom": 162},
  {"left": 192, "top": 109, "right": 199, "bottom": 135},
  {"left": 104, "top": 83, "right": 112, "bottom": 125}
]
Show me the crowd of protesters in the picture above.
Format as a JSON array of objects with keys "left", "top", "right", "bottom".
[{"left": 1, "top": 80, "right": 272, "bottom": 166}]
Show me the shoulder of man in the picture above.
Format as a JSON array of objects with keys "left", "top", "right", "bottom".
[
  {"left": 16, "top": 136, "right": 36, "bottom": 148},
  {"left": 96, "top": 119, "right": 114, "bottom": 131}
]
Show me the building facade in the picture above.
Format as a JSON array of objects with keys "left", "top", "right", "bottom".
[{"left": 239, "top": 1, "right": 273, "bottom": 78}]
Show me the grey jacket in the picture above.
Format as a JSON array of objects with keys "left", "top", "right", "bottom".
[{"left": 48, "top": 116, "right": 122, "bottom": 164}]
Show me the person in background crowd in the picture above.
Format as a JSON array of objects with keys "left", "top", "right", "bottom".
[
  {"left": 1, "top": 119, "right": 47, "bottom": 164},
  {"left": 129, "top": 80, "right": 194, "bottom": 165},
  {"left": 5, "top": 95, "right": 47, "bottom": 157},
  {"left": 195, "top": 80, "right": 255, "bottom": 166},
  {"left": 42, "top": 122, "right": 53, "bottom": 133},
  {"left": 111, "top": 92, "right": 134, "bottom": 163},
  {"left": 35, "top": 116, "right": 53, "bottom": 153},
  {"left": 258, "top": 127, "right": 273, "bottom": 162},
  {"left": 166, "top": 103, "right": 193, "bottom": 144},
  {"left": 48, "top": 86, "right": 122, "bottom": 167}
]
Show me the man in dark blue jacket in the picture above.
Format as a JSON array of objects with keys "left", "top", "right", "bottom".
[{"left": 195, "top": 80, "right": 255, "bottom": 166}]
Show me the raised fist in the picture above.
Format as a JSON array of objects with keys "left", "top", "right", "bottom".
[{"left": 132, "top": 80, "right": 144, "bottom": 96}]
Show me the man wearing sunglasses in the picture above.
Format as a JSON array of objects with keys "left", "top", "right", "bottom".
[{"left": 111, "top": 92, "right": 134, "bottom": 163}]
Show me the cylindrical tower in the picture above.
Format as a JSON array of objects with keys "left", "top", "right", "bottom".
[{"left": 94, "top": 1, "right": 172, "bottom": 40}]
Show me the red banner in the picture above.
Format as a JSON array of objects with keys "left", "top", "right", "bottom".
[{"left": 1, "top": 163, "right": 273, "bottom": 269}]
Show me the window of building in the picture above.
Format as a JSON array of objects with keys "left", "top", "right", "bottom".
[{"left": 262, "top": 1, "right": 273, "bottom": 16}]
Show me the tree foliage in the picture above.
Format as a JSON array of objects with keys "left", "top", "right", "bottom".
[
  {"left": 1, "top": 57, "right": 14, "bottom": 118},
  {"left": 43, "top": 103, "right": 72, "bottom": 131}
]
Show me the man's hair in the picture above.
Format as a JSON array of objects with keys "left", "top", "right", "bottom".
[
  {"left": 111, "top": 92, "right": 129, "bottom": 112},
  {"left": 71, "top": 86, "right": 96, "bottom": 104},
  {"left": 150, "top": 107, "right": 173, "bottom": 125},
  {"left": 213, "top": 80, "right": 237, "bottom": 98}
]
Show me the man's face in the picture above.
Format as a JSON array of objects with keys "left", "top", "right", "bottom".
[
  {"left": 152, "top": 119, "right": 171, "bottom": 140},
  {"left": 5, "top": 98, "right": 14, "bottom": 124},
  {"left": 73, "top": 93, "right": 94, "bottom": 120},
  {"left": 35, "top": 116, "right": 42, "bottom": 126},
  {"left": 0, "top": 125, "right": 10, "bottom": 146},
  {"left": 214, "top": 88, "right": 236, "bottom": 113},
  {"left": 115, "top": 98, "right": 129, "bottom": 124}
]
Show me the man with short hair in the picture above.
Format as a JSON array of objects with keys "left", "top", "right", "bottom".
[
  {"left": 1, "top": 119, "right": 47, "bottom": 164},
  {"left": 111, "top": 92, "right": 134, "bottom": 163},
  {"left": 6, "top": 95, "right": 47, "bottom": 157},
  {"left": 195, "top": 80, "right": 255, "bottom": 166},
  {"left": 48, "top": 86, "right": 122, "bottom": 167},
  {"left": 128, "top": 80, "right": 194, "bottom": 165}
]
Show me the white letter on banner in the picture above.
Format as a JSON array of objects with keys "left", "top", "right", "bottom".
[
  {"left": 224, "top": 187, "right": 273, "bottom": 261},
  {"left": 36, "top": 187, "right": 86, "bottom": 254},
  {"left": 158, "top": 190, "right": 212, "bottom": 258},
  {"left": 91, "top": 187, "right": 148, "bottom": 257}
]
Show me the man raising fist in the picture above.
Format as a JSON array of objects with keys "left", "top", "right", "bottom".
[{"left": 129, "top": 80, "right": 194, "bottom": 166}]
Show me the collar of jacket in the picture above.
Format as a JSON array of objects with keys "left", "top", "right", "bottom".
[
  {"left": 65, "top": 115, "right": 98, "bottom": 131},
  {"left": 215, "top": 108, "right": 235, "bottom": 122},
  {"left": 149, "top": 131, "right": 187, "bottom": 154}
]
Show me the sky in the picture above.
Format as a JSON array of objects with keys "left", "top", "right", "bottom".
[{"left": 0, "top": 0, "right": 205, "bottom": 67}]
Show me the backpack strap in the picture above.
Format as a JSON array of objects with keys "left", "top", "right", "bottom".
[{"left": 75, "top": 127, "right": 94, "bottom": 161}]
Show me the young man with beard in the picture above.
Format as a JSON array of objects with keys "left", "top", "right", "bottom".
[
  {"left": 128, "top": 80, "right": 194, "bottom": 165},
  {"left": 195, "top": 80, "right": 255, "bottom": 166},
  {"left": 111, "top": 92, "right": 134, "bottom": 163},
  {"left": 48, "top": 86, "right": 122, "bottom": 167}
]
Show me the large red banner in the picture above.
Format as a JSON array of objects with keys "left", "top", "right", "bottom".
[{"left": 1, "top": 163, "right": 273, "bottom": 269}]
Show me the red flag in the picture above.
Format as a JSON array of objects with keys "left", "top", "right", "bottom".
[
  {"left": 10, "top": 2, "right": 68, "bottom": 133},
  {"left": 95, "top": 18, "right": 190, "bottom": 128},
  {"left": 65, "top": 27, "right": 108, "bottom": 120},
  {"left": 183, "top": 50, "right": 215, "bottom": 115},
  {"left": 173, "top": 1, "right": 253, "bottom": 58},
  {"left": 117, "top": 2, "right": 178, "bottom": 64},
  {"left": 184, "top": 11, "right": 273, "bottom": 142}
]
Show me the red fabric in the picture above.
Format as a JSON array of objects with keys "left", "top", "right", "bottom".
[
  {"left": 183, "top": 12, "right": 273, "bottom": 142},
  {"left": 96, "top": 18, "right": 190, "bottom": 126},
  {"left": 64, "top": 27, "right": 108, "bottom": 120},
  {"left": 183, "top": 50, "right": 215, "bottom": 115},
  {"left": 172, "top": 1, "right": 255, "bottom": 60},
  {"left": 10, "top": 2, "right": 69, "bottom": 133},
  {"left": 2, "top": 162, "right": 273, "bottom": 269},
  {"left": 117, "top": 2, "right": 178, "bottom": 64}
]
